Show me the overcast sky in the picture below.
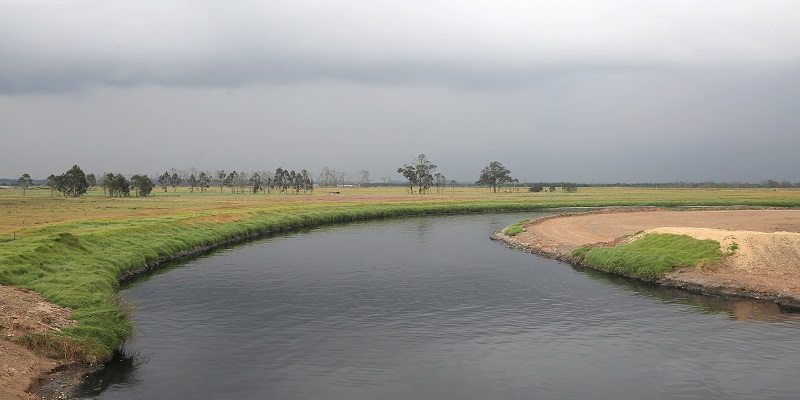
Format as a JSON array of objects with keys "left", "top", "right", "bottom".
[{"left": 2, "top": 0, "right": 799, "bottom": 183}]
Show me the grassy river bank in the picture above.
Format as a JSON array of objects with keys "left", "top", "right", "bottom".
[{"left": 2, "top": 186, "right": 800, "bottom": 363}]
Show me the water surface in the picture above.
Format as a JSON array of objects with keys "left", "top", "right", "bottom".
[{"left": 76, "top": 213, "right": 800, "bottom": 399}]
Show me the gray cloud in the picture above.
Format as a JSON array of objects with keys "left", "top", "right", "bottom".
[
  {"left": 2, "top": 1, "right": 799, "bottom": 183},
  {"left": 3, "top": 1, "right": 799, "bottom": 93}
]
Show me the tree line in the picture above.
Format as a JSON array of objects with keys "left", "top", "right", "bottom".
[{"left": 13, "top": 160, "right": 800, "bottom": 199}]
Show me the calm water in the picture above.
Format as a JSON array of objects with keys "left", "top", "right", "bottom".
[{"left": 76, "top": 213, "right": 800, "bottom": 399}]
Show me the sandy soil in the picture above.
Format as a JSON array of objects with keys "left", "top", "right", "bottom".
[
  {"left": 0, "top": 285, "right": 78, "bottom": 400},
  {"left": 506, "top": 208, "right": 800, "bottom": 305}
]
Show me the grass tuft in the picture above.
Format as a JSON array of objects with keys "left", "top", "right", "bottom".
[
  {"left": 504, "top": 219, "right": 528, "bottom": 236},
  {"left": 582, "top": 233, "right": 723, "bottom": 281}
]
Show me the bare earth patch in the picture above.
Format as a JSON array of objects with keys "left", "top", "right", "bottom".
[
  {"left": 503, "top": 209, "right": 800, "bottom": 306},
  {"left": 0, "top": 285, "right": 78, "bottom": 400}
]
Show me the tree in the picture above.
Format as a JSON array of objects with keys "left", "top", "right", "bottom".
[
  {"left": 476, "top": 161, "right": 513, "bottom": 193},
  {"left": 188, "top": 174, "right": 198, "bottom": 193},
  {"left": 434, "top": 173, "right": 446, "bottom": 194},
  {"left": 51, "top": 165, "right": 88, "bottom": 197},
  {"left": 300, "top": 170, "right": 313, "bottom": 194},
  {"left": 198, "top": 172, "right": 210, "bottom": 192},
  {"left": 131, "top": 175, "right": 154, "bottom": 197},
  {"left": 170, "top": 172, "right": 181, "bottom": 192},
  {"left": 318, "top": 166, "right": 332, "bottom": 188},
  {"left": 356, "top": 170, "right": 371, "bottom": 187},
  {"left": 17, "top": 173, "right": 33, "bottom": 196},
  {"left": 397, "top": 154, "right": 438, "bottom": 194},
  {"left": 250, "top": 172, "right": 263, "bottom": 193},
  {"left": 102, "top": 173, "right": 130, "bottom": 197},
  {"left": 158, "top": 171, "right": 170, "bottom": 192},
  {"left": 85, "top": 173, "right": 97, "bottom": 189},
  {"left": 226, "top": 171, "right": 238, "bottom": 193},
  {"left": 47, "top": 174, "right": 57, "bottom": 197},
  {"left": 397, "top": 165, "right": 417, "bottom": 193},
  {"left": 215, "top": 170, "right": 226, "bottom": 193}
]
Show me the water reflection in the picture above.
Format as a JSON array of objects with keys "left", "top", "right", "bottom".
[
  {"left": 74, "top": 348, "right": 140, "bottom": 396},
  {"left": 573, "top": 264, "right": 800, "bottom": 325}
]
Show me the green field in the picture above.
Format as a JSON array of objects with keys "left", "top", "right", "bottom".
[{"left": 2, "top": 186, "right": 800, "bottom": 361}]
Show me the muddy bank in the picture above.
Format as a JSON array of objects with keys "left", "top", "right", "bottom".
[
  {"left": 0, "top": 284, "right": 96, "bottom": 400},
  {"left": 492, "top": 208, "right": 800, "bottom": 308}
]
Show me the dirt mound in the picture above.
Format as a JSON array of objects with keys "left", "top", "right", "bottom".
[{"left": 0, "top": 285, "right": 77, "bottom": 400}]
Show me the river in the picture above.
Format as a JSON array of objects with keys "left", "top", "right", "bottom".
[{"left": 74, "top": 213, "right": 800, "bottom": 399}]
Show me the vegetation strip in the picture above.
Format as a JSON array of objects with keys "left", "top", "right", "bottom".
[{"left": 572, "top": 233, "right": 723, "bottom": 281}]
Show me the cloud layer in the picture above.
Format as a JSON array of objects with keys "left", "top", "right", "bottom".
[{"left": 2, "top": 1, "right": 799, "bottom": 182}]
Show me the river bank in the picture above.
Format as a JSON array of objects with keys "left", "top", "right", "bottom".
[{"left": 492, "top": 208, "right": 800, "bottom": 308}]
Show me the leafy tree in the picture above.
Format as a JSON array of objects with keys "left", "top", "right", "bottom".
[
  {"left": 170, "top": 172, "right": 181, "bottom": 192},
  {"left": 274, "top": 167, "right": 291, "bottom": 194},
  {"left": 250, "top": 172, "right": 263, "bottom": 193},
  {"left": 198, "top": 172, "right": 210, "bottom": 192},
  {"left": 17, "top": 173, "right": 33, "bottom": 196},
  {"left": 188, "top": 174, "right": 198, "bottom": 193},
  {"left": 236, "top": 171, "right": 248, "bottom": 194},
  {"left": 226, "top": 171, "right": 238, "bottom": 193},
  {"left": 215, "top": 170, "right": 226, "bottom": 193},
  {"left": 85, "top": 173, "right": 97, "bottom": 189},
  {"left": 434, "top": 173, "right": 446, "bottom": 194},
  {"left": 476, "top": 161, "right": 513, "bottom": 193},
  {"left": 274, "top": 167, "right": 285, "bottom": 193},
  {"left": 51, "top": 165, "right": 88, "bottom": 197},
  {"left": 102, "top": 173, "right": 130, "bottom": 197},
  {"left": 398, "top": 154, "right": 437, "bottom": 194},
  {"left": 300, "top": 169, "right": 313, "bottom": 194},
  {"left": 158, "top": 171, "right": 170, "bottom": 192},
  {"left": 261, "top": 171, "right": 273, "bottom": 194},
  {"left": 397, "top": 165, "right": 417, "bottom": 193},
  {"left": 131, "top": 175, "right": 154, "bottom": 197}
]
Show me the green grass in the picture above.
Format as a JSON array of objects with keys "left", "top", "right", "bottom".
[
  {"left": 1, "top": 186, "right": 799, "bottom": 361},
  {"left": 504, "top": 219, "right": 529, "bottom": 236},
  {"left": 581, "top": 233, "right": 724, "bottom": 281}
]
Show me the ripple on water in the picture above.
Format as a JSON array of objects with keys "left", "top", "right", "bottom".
[{"left": 83, "top": 214, "right": 800, "bottom": 400}]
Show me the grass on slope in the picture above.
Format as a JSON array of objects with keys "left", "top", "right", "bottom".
[{"left": 574, "top": 233, "right": 724, "bottom": 281}]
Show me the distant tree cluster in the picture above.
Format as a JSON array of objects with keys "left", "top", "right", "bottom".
[
  {"left": 317, "top": 167, "right": 348, "bottom": 188},
  {"left": 272, "top": 168, "right": 313, "bottom": 194},
  {"left": 102, "top": 173, "right": 130, "bottom": 197},
  {"left": 101, "top": 173, "right": 154, "bottom": 197},
  {"left": 47, "top": 165, "right": 89, "bottom": 197}
]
